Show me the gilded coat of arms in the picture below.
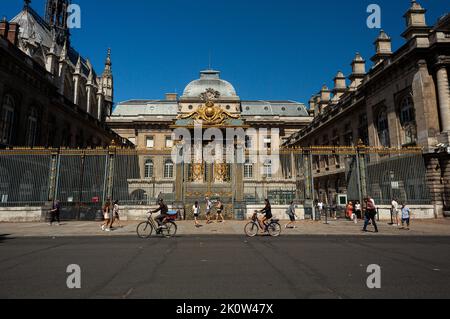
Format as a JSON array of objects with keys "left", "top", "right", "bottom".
[{"left": 179, "top": 88, "right": 240, "bottom": 126}]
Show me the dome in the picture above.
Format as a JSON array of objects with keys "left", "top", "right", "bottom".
[{"left": 182, "top": 70, "right": 238, "bottom": 99}]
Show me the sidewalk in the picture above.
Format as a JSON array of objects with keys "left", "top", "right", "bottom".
[{"left": 1, "top": 219, "right": 450, "bottom": 238}]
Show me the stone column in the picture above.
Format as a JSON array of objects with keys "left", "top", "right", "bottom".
[
  {"left": 436, "top": 65, "right": 450, "bottom": 132},
  {"left": 425, "top": 155, "right": 444, "bottom": 218}
]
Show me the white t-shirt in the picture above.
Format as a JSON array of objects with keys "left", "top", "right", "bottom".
[
  {"left": 355, "top": 204, "right": 362, "bottom": 211},
  {"left": 318, "top": 202, "right": 324, "bottom": 210},
  {"left": 193, "top": 205, "right": 200, "bottom": 215},
  {"left": 392, "top": 200, "right": 399, "bottom": 212},
  {"left": 206, "top": 201, "right": 212, "bottom": 212}
]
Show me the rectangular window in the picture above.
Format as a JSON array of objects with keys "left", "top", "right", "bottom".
[
  {"left": 165, "top": 136, "right": 173, "bottom": 148},
  {"left": 264, "top": 137, "right": 272, "bottom": 149},
  {"left": 244, "top": 163, "right": 253, "bottom": 179},
  {"left": 146, "top": 136, "right": 154, "bottom": 149}
]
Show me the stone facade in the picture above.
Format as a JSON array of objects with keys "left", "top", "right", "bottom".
[
  {"left": 0, "top": 1, "right": 125, "bottom": 148},
  {"left": 107, "top": 69, "right": 313, "bottom": 205},
  {"left": 285, "top": 1, "right": 450, "bottom": 217}
]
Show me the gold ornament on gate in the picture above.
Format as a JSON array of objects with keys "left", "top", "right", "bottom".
[{"left": 179, "top": 88, "right": 240, "bottom": 125}]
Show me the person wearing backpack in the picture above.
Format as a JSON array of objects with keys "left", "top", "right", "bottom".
[{"left": 362, "top": 196, "right": 379, "bottom": 233}]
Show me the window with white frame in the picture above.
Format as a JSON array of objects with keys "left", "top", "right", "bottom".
[
  {"left": 0, "top": 95, "right": 15, "bottom": 145},
  {"left": 164, "top": 160, "right": 174, "bottom": 179},
  {"left": 146, "top": 136, "right": 154, "bottom": 149},
  {"left": 263, "top": 160, "right": 272, "bottom": 178},
  {"left": 244, "top": 159, "right": 253, "bottom": 179},
  {"left": 144, "top": 159, "right": 154, "bottom": 178},
  {"left": 165, "top": 136, "right": 173, "bottom": 148}
]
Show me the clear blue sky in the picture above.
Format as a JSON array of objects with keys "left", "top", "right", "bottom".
[{"left": 2, "top": 0, "right": 449, "bottom": 106}]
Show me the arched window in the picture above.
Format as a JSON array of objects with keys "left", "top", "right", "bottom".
[
  {"left": 399, "top": 96, "right": 417, "bottom": 145},
  {"left": 263, "top": 160, "right": 272, "bottom": 178},
  {"left": 25, "top": 107, "right": 38, "bottom": 147},
  {"left": 164, "top": 160, "right": 174, "bottom": 179},
  {"left": 0, "top": 95, "right": 15, "bottom": 145},
  {"left": 144, "top": 159, "right": 154, "bottom": 178},
  {"left": 377, "top": 109, "right": 390, "bottom": 147},
  {"left": 244, "top": 159, "right": 253, "bottom": 179}
]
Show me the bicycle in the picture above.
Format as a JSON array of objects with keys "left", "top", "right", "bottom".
[
  {"left": 136, "top": 211, "right": 178, "bottom": 238},
  {"left": 244, "top": 211, "right": 282, "bottom": 237}
]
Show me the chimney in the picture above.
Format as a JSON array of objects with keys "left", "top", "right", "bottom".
[
  {"left": 0, "top": 17, "right": 9, "bottom": 39},
  {"left": 332, "top": 71, "right": 347, "bottom": 102},
  {"left": 319, "top": 85, "right": 331, "bottom": 113},
  {"left": 401, "top": 0, "right": 430, "bottom": 40},
  {"left": 349, "top": 53, "right": 366, "bottom": 90},
  {"left": 165, "top": 93, "right": 178, "bottom": 101},
  {"left": 308, "top": 96, "right": 316, "bottom": 116},
  {"left": 7, "top": 22, "right": 19, "bottom": 46},
  {"left": 371, "top": 30, "right": 392, "bottom": 66}
]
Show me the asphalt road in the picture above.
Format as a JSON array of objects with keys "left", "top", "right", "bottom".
[{"left": 1, "top": 235, "right": 449, "bottom": 299}]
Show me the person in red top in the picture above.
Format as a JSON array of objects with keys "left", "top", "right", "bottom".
[{"left": 346, "top": 201, "right": 354, "bottom": 220}]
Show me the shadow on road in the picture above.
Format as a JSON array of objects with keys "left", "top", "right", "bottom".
[{"left": 0, "top": 234, "right": 14, "bottom": 243}]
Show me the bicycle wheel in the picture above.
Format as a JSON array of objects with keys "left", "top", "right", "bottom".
[
  {"left": 161, "top": 221, "right": 178, "bottom": 238},
  {"left": 268, "top": 222, "right": 281, "bottom": 237},
  {"left": 244, "top": 222, "right": 259, "bottom": 237},
  {"left": 137, "top": 221, "right": 153, "bottom": 239}
]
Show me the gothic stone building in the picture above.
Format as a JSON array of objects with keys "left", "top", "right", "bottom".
[
  {"left": 285, "top": 1, "right": 450, "bottom": 217},
  {"left": 107, "top": 69, "right": 312, "bottom": 205},
  {"left": 0, "top": 1, "right": 122, "bottom": 148}
]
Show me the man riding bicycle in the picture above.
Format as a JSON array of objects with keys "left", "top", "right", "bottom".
[
  {"left": 152, "top": 198, "right": 169, "bottom": 229},
  {"left": 258, "top": 199, "right": 273, "bottom": 232}
]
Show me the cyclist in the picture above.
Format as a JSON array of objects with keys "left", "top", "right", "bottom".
[
  {"left": 152, "top": 198, "right": 169, "bottom": 229},
  {"left": 258, "top": 199, "right": 273, "bottom": 232}
]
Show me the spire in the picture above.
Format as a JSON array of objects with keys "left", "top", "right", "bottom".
[
  {"left": 75, "top": 55, "right": 82, "bottom": 74},
  {"left": 59, "top": 39, "right": 68, "bottom": 62},
  {"left": 102, "top": 48, "right": 112, "bottom": 76},
  {"left": 24, "top": 0, "right": 31, "bottom": 9}
]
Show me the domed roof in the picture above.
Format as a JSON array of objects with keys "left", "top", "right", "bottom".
[{"left": 182, "top": 70, "right": 238, "bottom": 99}]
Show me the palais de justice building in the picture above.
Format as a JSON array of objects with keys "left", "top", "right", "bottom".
[{"left": 107, "top": 69, "right": 313, "bottom": 205}]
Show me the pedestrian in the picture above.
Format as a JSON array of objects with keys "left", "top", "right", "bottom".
[
  {"left": 49, "top": 200, "right": 61, "bottom": 226},
  {"left": 101, "top": 200, "right": 112, "bottom": 232},
  {"left": 193, "top": 201, "right": 201, "bottom": 227},
  {"left": 391, "top": 198, "right": 400, "bottom": 226},
  {"left": 205, "top": 197, "right": 212, "bottom": 224},
  {"left": 215, "top": 199, "right": 225, "bottom": 223},
  {"left": 110, "top": 200, "right": 122, "bottom": 229},
  {"left": 317, "top": 200, "right": 324, "bottom": 219},
  {"left": 346, "top": 201, "right": 354, "bottom": 221},
  {"left": 362, "top": 196, "right": 379, "bottom": 233},
  {"left": 354, "top": 201, "right": 362, "bottom": 223},
  {"left": 285, "top": 201, "right": 297, "bottom": 229},
  {"left": 401, "top": 203, "right": 411, "bottom": 230}
]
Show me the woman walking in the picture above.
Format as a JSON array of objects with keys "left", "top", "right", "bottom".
[
  {"left": 193, "top": 201, "right": 201, "bottom": 228},
  {"left": 110, "top": 200, "right": 122, "bottom": 229},
  {"left": 101, "top": 200, "right": 112, "bottom": 232},
  {"left": 215, "top": 199, "right": 225, "bottom": 223}
]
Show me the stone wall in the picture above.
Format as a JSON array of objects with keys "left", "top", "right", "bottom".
[{"left": 0, "top": 207, "right": 44, "bottom": 222}]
